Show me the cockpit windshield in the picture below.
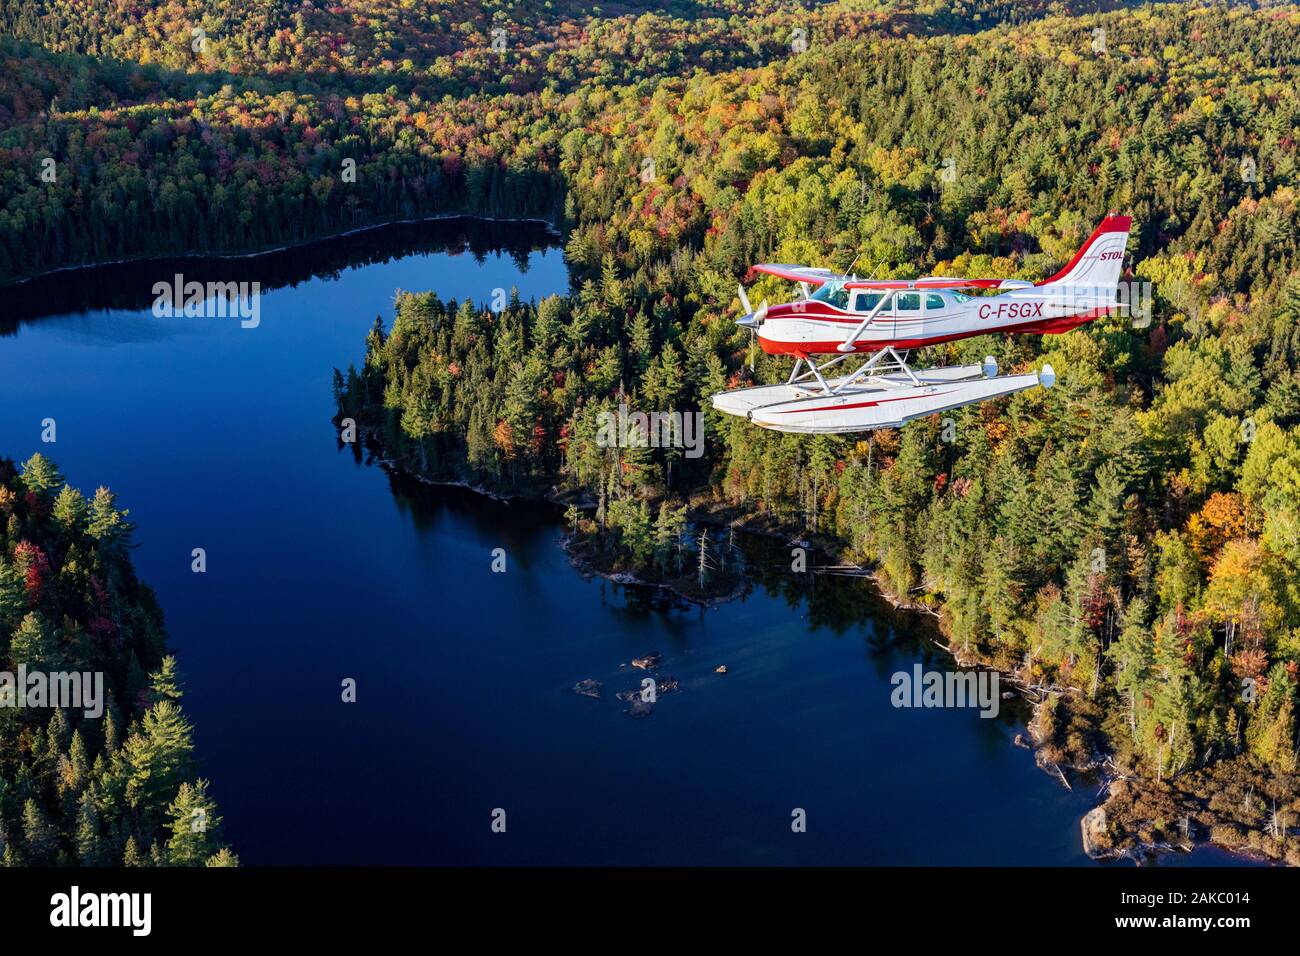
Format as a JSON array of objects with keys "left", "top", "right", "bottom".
[{"left": 809, "top": 281, "right": 849, "bottom": 310}]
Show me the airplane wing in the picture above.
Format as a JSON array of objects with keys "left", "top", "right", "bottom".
[
  {"left": 749, "top": 264, "right": 842, "bottom": 286},
  {"left": 749, "top": 266, "right": 1037, "bottom": 291},
  {"left": 844, "top": 277, "right": 1034, "bottom": 291}
]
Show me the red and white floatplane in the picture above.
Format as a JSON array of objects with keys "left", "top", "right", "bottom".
[{"left": 712, "top": 214, "right": 1132, "bottom": 433}]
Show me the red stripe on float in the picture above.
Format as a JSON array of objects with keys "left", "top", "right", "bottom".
[{"left": 773, "top": 389, "right": 961, "bottom": 415}]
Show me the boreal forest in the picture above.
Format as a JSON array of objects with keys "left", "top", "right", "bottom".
[{"left": 4, "top": 1, "right": 1300, "bottom": 863}]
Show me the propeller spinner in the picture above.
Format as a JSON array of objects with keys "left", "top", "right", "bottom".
[{"left": 736, "top": 284, "right": 767, "bottom": 328}]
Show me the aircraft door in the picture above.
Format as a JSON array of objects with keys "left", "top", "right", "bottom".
[{"left": 851, "top": 290, "right": 888, "bottom": 342}]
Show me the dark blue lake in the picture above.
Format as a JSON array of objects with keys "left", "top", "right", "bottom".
[{"left": 0, "top": 219, "right": 1240, "bottom": 865}]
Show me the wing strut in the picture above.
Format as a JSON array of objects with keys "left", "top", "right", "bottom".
[{"left": 836, "top": 290, "right": 896, "bottom": 354}]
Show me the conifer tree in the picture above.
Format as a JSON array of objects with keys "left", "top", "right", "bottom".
[
  {"left": 51, "top": 484, "right": 88, "bottom": 535},
  {"left": 205, "top": 847, "right": 240, "bottom": 867},
  {"left": 21, "top": 799, "right": 59, "bottom": 865},
  {"left": 19, "top": 454, "right": 63, "bottom": 499},
  {"left": 149, "top": 657, "right": 184, "bottom": 704},
  {"left": 75, "top": 788, "right": 109, "bottom": 866},
  {"left": 10, "top": 613, "right": 61, "bottom": 670},
  {"left": 123, "top": 701, "right": 195, "bottom": 814},
  {"left": 86, "top": 486, "right": 134, "bottom": 560},
  {"left": 165, "top": 780, "right": 223, "bottom": 867},
  {"left": 122, "top": 835, "right": 145, "bottom": 867}
]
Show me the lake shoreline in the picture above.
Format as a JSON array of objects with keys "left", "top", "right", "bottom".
[
  {"left": 0, "top": 212, "right": 565, "bottom": 291},
  {"left": 356, "top": 431, "right": 747, "bottom": 606},
  {"left": 559, "top": 530, "right": 750, "bottom": 609}
]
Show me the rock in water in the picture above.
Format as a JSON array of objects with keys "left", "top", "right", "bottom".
[
  {"left": 1081, "top": 806, "right": 1115, "bottom": 860},
  {"left": 625, "top": 699, "right": 654, "bottom": 718},
  {"left": 631, "top": 652, "right": 662, "bottom": 670},
  {"left": 572, "top": 678, "right": 603, "bottom": 700},
  {"left": 715, "top": 665, "right": 727, "bottom": 674}
]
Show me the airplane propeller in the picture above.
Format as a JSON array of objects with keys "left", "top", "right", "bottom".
[{"left": 737, "top": 283, "right": 768, "bottom": 371}]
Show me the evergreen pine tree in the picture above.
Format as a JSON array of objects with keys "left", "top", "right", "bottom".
[
  {"left": 21, "top": 799, "right": 59, "bottom": 865},
  {"left": 19, "top": 454, "right": 63, "bottom": 499},
  {"left": 123, "top": 835, "right": 145, "bottom": 867},
  {"left": 165, "top": 780, "right": 222, "bottom": 867}
]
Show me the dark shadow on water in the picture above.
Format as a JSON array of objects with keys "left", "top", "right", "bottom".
[
  {"left": 1, "top": 216, "right": 561, "bottom": 332},
  {"left": 382, "top": 466, "right": 561, "bottom": 550},
  {"left": 368, "top": 451, "right": 955, "bottom": 665}
]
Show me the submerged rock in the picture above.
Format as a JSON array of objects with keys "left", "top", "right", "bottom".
[
  {"left": 572, "top": 678, "right": 603, "bottom": 700},
  {"left": 631, "top": 652, "right": 662, "bottom": 670},
  {"left": 615, "top": 690, "right": 655, "bottom": 718},
  {"left": 619, "top": 676, "right": 677, "bottom": 698},
  {"left": 715, "top": 665, "right": 727, "bottom": 674}
]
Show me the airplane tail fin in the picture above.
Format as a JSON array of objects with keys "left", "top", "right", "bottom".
[{"left": 1037, "top": 213, "right": 1132, "bottom": 291}]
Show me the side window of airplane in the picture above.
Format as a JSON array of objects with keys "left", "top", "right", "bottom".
[
  {"left": 896, "top": 292, "right": 921, "bottom": 312},
  {"left": 822, "top": 285, "right": 849, "bottom": 310},
  {"left": 809, "top": 282, "right": 850, "bottom": 309},
  {"left": 852, "top": 292, "right": 884, "bottom": 313},
  {"left": 925, "top": 293, "right": 945, "bottom": 311}
]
